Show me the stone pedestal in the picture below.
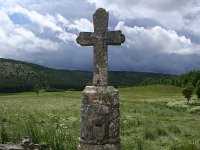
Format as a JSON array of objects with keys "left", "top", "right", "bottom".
[{"left": 78, "top": 86, "right": 121, "bottom": 150}]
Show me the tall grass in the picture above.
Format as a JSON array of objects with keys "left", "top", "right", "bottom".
[{"left": 0, "top": 85, "right": 200, "bottom": 149}]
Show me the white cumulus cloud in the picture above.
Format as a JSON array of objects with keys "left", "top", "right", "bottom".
[
  {"left": 87, "top": 0, "right": 199, "bottom": 32},
  {"left": 68, "top": 18, "right": 93, "bottom": 32},
  {"left": 115, "top": 21, "right": 200, "bottom": 55}
]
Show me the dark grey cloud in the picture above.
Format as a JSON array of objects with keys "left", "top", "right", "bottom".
[
  {"left": 0, "top": 0, "right": 200, "bottom": 75},
  {"left": 108, "top": 46, "right": 200, "bottom": 74}
]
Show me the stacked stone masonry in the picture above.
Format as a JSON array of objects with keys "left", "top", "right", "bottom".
[{"left": 78, "top": 86, "right": 121, "bottom": 150}]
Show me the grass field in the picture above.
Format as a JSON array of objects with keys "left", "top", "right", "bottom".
[{"left": 0, "top": 85, "right": 200, "bottom": 150}]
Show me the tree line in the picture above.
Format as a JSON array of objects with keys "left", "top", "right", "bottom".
[
  {"left": 0, "top": 58, "right": 173, "bottom": 93},
  {"left": 149, "top": 71, "right": 200, "bottom": 87}
]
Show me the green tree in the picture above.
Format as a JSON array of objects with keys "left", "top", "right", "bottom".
[
  {"left": 182, "top": 86, "right": 193, "bottom": 104},
  {"left": 195, "top": 87, "right": 200, "bottom": 100},
  {"left": 34, "top": 84, "right": 40, "bottom": 96},
  {"left": 196, "top": 80, "right": 200, "bottom": 87},
  {"left": 195, "top": 80, "right": 200, "bottom": 100}
]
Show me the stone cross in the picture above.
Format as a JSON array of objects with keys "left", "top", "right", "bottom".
[
  {"left": 77, "top": 8, "right": 125, "bottom": 150},
  {"left": 77, "top": 8, "right": 125, "bottom": 86}
]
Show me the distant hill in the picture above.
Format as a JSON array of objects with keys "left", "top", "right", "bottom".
[
  {"left": 155, "top": 70, "right": 200, "bottom": 87},
  {"left": 0, "top": 58, "right": 174, "bottom": 93}
]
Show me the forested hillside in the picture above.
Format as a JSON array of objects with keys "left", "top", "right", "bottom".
[
  {"left": 0, "top": 58, "right": 173, "bottom": 93},
  {"left": 151, "top": 70, "right": 200, "bottom": 88}
]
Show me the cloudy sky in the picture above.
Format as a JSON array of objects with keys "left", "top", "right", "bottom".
[{"left": 0, "top": 0, "right": 200, "bottom": 74}]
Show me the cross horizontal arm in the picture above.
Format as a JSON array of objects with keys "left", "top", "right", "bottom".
[
  {"left": 107, "top": 31, "right": 125, "bottom": 45},
  {"left": 76, "top": 32, "right": 95, "bottom": 46}
]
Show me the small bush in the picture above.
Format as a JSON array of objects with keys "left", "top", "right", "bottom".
[
  {"left": 182, "top": 86, "right": 193, "bottom": 104},
  {"left": 195, "top": 86, "right": 200, "bottom": 100},
  {"left": 188, "top": 106, "right": 200, "bottom": 114},
  {"left": 189, "top": 100, "right": 200, "bottom": 106},
  {"left": 34, "top": 84, "right": 41, "bottom": 96},
  {"left": 167, "top": 101, "right": 189, "bottom": 109}
]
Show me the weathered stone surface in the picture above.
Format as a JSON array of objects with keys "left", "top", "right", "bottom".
[
  {"left": 78, "top": 86, "right": 120, "bottom": 148},
  {"left": 76, "top": 8, "right": 125, "bottom": 86},
  {"left": 82, "top": 86, "right": 119, "bottom": 106},
  {"left": 19, "top": 137, "right": 35, "bottom": 149},
  {"left": 0, "top": 137, "right": 41, "bottom": 150},
  {"left": 0, "top": 143, "right": 23, "bottom": 150},
  {"left": 78, "top": 143, "right": 121, "bottom": 150}
]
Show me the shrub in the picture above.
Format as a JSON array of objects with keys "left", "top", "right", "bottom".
[
  {"left": 188, "top": 106, "right": 200, "bottom": 114},
  {"left": 167, "top": 101, "right": 189, "bottom": 109},
  {"left": 34, "top": 84, "right": 40, "bottom": 96},
  {"left": 195, "top": 86, "right": 200, "bottom": 100},
  {"left": 182, "top": 86, "right": 193, "bottom": 104}
]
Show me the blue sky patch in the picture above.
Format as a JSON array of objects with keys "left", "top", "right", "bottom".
[{"left": 9, "top": 13, "right": 32, "bottom": 25}]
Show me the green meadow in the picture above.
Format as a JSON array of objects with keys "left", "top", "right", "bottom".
[{"left": 0, "top": 85, "right": 200, "bottom": 150}]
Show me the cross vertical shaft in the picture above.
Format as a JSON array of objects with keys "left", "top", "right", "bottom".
[{"left": 93, "top": 9, "right": 108, "bottom": 86}]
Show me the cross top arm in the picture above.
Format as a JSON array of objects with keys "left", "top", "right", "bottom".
[{"left": 76, "top": 8, "right": 125, "bottom": 86}]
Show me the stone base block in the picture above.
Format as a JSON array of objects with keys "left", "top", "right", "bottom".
[
  {"left": 78, "top": 86, "right": 121, "bottom": 149},
  {"left": 78, "top": 143, "right": 121, "bottom": 150}
]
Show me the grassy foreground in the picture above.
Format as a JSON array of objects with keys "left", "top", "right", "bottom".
[{"left": 0, "top": 85, "right": 200, "bottom": 150}]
